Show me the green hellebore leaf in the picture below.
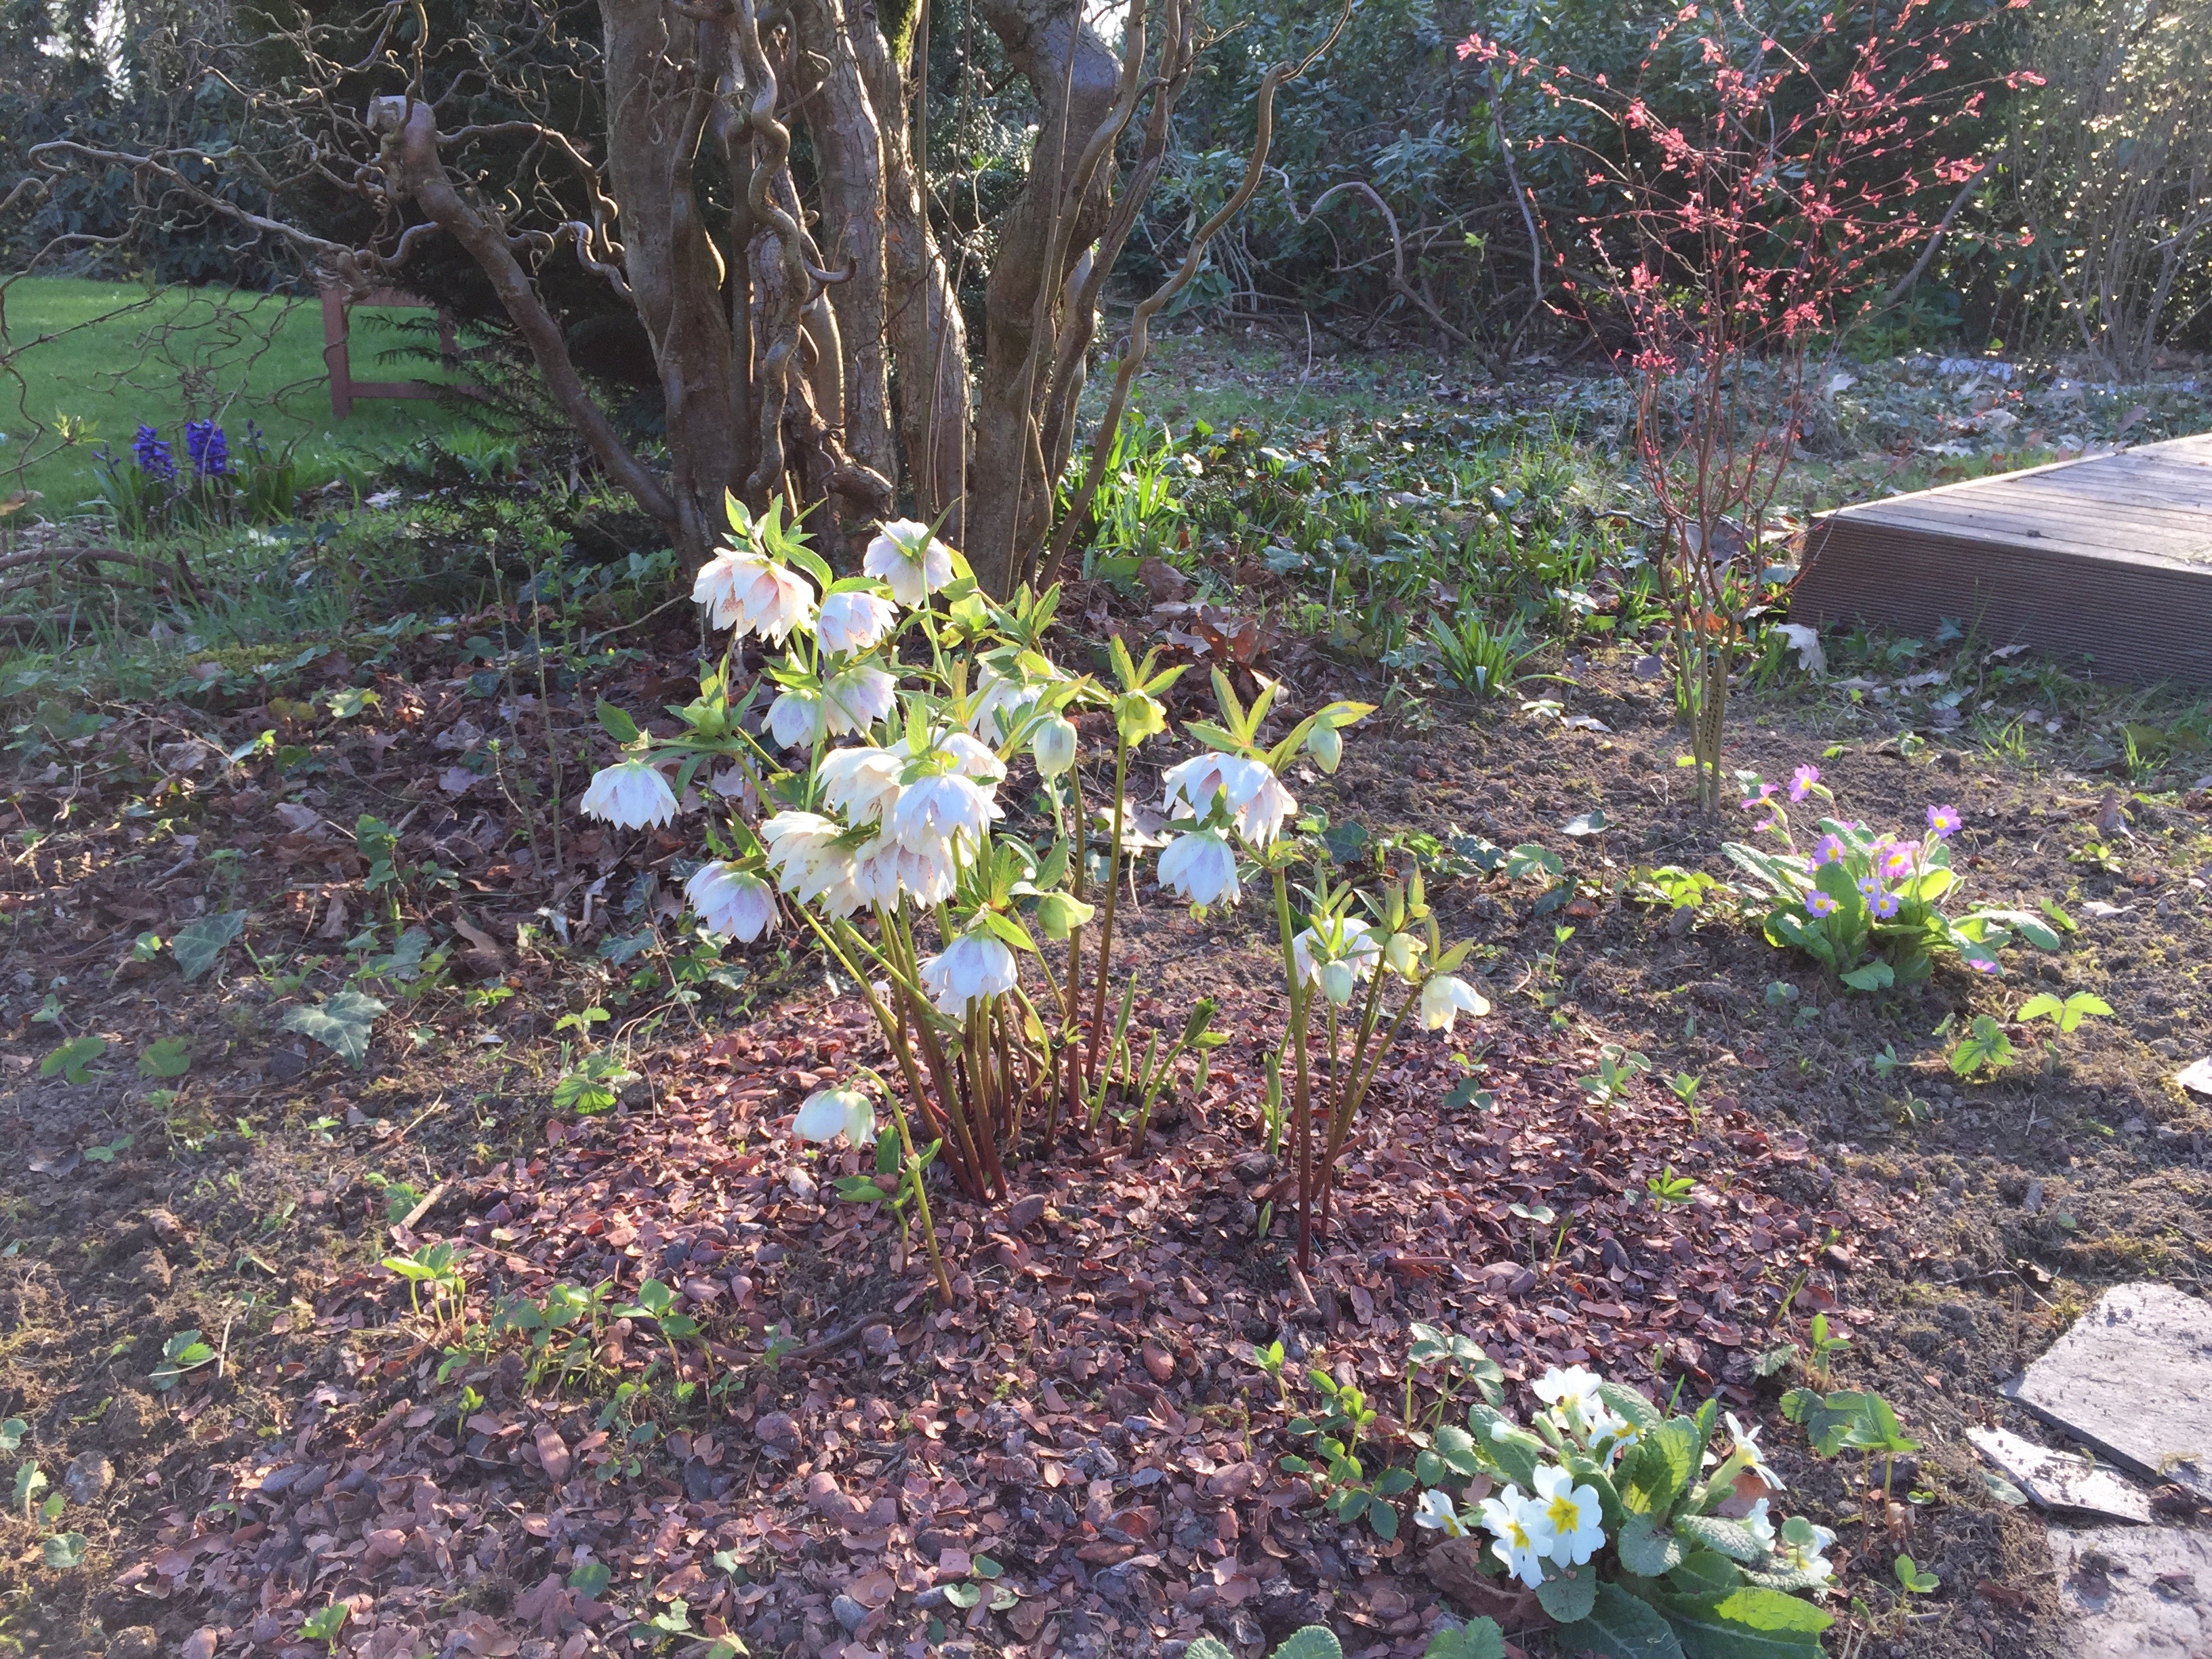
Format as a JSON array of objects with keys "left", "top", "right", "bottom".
[
  {"left": 1033, "top": 891, "right": 1096, "bottom": 940},
  {"left": 595, "top": 696, "right": 642, "bottom": 744}
]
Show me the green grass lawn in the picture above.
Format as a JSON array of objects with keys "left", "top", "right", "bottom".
[{"left": 0, "top": 276, "right": 478, "bottom": 516}]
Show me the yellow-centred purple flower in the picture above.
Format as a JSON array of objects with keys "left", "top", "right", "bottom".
[
  {"left": 1927, "top": 803, "right": 1961, "bottom": 839},
  {"left": 1788, "top": 764, "right": 1820, "bottom": 800}
]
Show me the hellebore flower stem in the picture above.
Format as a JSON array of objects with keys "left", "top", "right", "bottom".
[
  {"left": 1271, "top": 865, "right": 1319, "bottom": 1268},
  {"left": 1085, "top": 730, "right": 1132, "bottom": 1087},
  {"left": 1322, "top": 979, "right": 1414, "bottom": 1233}
]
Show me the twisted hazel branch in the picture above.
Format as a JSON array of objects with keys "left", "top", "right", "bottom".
[{"left": 1037, "top": 0, "right": 1353, "bottom": 588}]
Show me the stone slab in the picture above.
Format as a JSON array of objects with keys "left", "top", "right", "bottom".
[
  {"left": 2051, "top": 1524, "right": 2212, "bottom": 1658},
  {"left": 1967, "top": 1426, "right": 2153, "bottom": 1523},
  {"left": 2005, "top": 1283, "right": 2212, "bottom": 1497}
]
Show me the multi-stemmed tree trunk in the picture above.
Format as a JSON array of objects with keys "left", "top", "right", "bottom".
[{"left": 24, "top": 0, "right": 1343, "bottom": 592}]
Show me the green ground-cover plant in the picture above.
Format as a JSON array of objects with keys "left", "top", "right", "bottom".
[
  {"left": 1724, "top": 765, "right": 2059, "bottom": 988},
  {"left": 1412, "top": 1359, "right": 1838, "bottom": 1655}
]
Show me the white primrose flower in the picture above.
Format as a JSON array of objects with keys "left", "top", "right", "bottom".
[
  {"left": 1031, "top": 714, "right": 1078, "bottom": 779},
  {"left": 1532, "top": 1465, "right": 1606, "bottom": 1567},
  {"left": 1477, "top": 1489, "right": 1551, "bottom": 1590},
  {"left": 819, "top": 746, "right": 906, "bottom": 825},
  {"left": 1413, "top": 1489, "right": 1466, "bottom": 1537},
  {"left": 1586, "top": 1402, "right": 1641, "bottom": 1460},
  {"left": 767, "top": 684, "right": 825, "bottom": 749},
  {"left": 1420, "top": 975, "right": 1490, "bottom": 1032},
  {"left": 1742, "top": 1498, "right": 1777, "bottom": 1554},
  {"left": 1725, "top": 1412, "right": 1786, "bottom": 1492},
  {"left": 815, "top": 588, "right": 897, "bottom": 654},
  {"left": 890, "top": 770, "right": 997, "bottom": 857},
  {"left": 579, "top": 760, "right": 678, "bottom": 830},
  {"left": 693, "top": 547, "right": 815, "bottom": 644},
  {"left": 822, "top": 663, "right": 897, "bottom": 737},
  {"left": 1158, "top": 829, "right": 1241, "bottom": 906},
  {"left": 684, "top": 861, "right": 777, "bottom": 941},
  {"left": 793, "top": 1085, "right": 876, "bottom": 1145},
  {"left": 920, "top": 930, "right": 1018, "bottom": 1015},
  {"left": 1534, "top": 1366, "right": 1607, "bottom": 1432},
  {"left": 863, "top": 518, "right": 956, "bottom": 609},
  {"left": 1777, "top": 1516, "right": 1837, "bottom": 1582},
  {"left": 1290, "top": 917, "right": 1382, "bottom": 987}
]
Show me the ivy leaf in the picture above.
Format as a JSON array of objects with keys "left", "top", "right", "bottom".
[
  {"left": 172, "top": 909, "right": 249, "bottom": 981},
  {"left": 278, "top": 989, "right": 388, "bottom": 1069}
]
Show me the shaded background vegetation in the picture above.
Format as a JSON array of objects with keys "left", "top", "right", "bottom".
[{"left": 5, "top": 0, "right": 2206, "bottom": 387}]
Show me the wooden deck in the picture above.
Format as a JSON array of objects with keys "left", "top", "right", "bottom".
[{"left": 1795, "top": 433, "right": 2212, "bottom": 684}]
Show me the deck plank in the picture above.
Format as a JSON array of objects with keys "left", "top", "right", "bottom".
[{"left": 1799, "top": 433, "right": 2212, "bottom": 684}]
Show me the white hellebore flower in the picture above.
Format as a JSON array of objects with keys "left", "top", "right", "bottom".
[
  {"left": 1421, "top": 975, "right": 1491, "bottom": 1033},
  {"left": 1478, "top": 1490, "right": 1551, "bottom": 1590},
  {"left": 1031, "top": 713, "right": 1078, "bottom": 779},
  {"left": 853, "top": 834, "right": 955, "bottom": 909},
  {"left": 814, "top": 588, "right": 897, "bottom": 654},
  {"left": 920, "top": 930, "right": 1017, "bottom": 1015},
  {"left": 1158, "top": 830, "right": 1240, "bottom": 906},
  {"left": 1384, "top": 930, "right": 1422, "bottom": 977},
  {"left": 761, "top": 811, "right": 843, "bottom": 890},
  {"left": 939, "top": 730, "right": 1010, "bottom": 782},
  {"left": 863, "top": 518, "right": 956, "bottom": 609},
  {"left": 684, "top": 861, "right": 777, "bottom": 941},
  {"left": 1291, "top": 917, "right": 1382, "bottom": 987},
  {"left": 891, "top": 771, "right": 996, "bottom": 857},
  {"left": 1160, "top": 752, "right": 1296, "bottom": 846},
  {"left": 793, "top": 1085, "right": 876, "bottom": 1145},
  {"left": 579, "top": 760, "right": 678, "bottom": 830},
  {"left": 767, "top": 684, "right": 825, "bottom": 749},
  {"left": 819, "top": 746, "right": 906, "bottom": 825},
  {"left": 1532, "top": 1465, "right": 1606, "bottom": 1567},
  {"left": 1725, "top": 1412, "right": 1786, "bottom": 1492},
  {"left": 1412, "top": 1490, "right": 1466, "bottom": 1538},
  {"left": 966, "top": 663, "right": 1057, "bottom": 741},
  {"left": 693, "top": 548, "right": 815, "bottom": 644},
  {"left": 822, "top": 663, "right": 897, "bottom": 737}
]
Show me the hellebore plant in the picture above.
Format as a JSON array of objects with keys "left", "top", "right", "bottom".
[
  {"left": 1414, "top": 1364, "right": 1837, "bottom": 1654},
  {"left": 1155, "top": 669, "right": 1486, "bottom": 1267},
  {"left": 1722, "top": 766, "right": 2060, "bottom": 990},
  {"left": 580, "top": 497, "right": 1138, "bottom": 1216}
]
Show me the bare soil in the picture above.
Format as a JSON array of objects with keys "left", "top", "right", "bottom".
[{"left": 2, "top": 601, "right": 2209, "bottom": 1659}]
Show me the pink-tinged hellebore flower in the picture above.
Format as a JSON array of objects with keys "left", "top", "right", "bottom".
[
  {"left": 814, "top": 588, "right": 897, "bottom": 655},
  {"left": 818, "top": 746, "right": 905, "bottom": 825},
  {"left": 793, "top": 1086, "right": 875, "bottom": 1145},
  {"left": 890, "top": 771, "right": 996, "bottom": 857},
  {"left": 1158, "top": 830, "right": 1240, "bottom": 906},
  {"left": 919, "top": 930, "right": 1017, "bottom": 1015},
  {"left": 684, "top": 861, "right": 777, "bottom": 941},
  {"left": 822, "top": 663, "right": 897, "bottom": 737},
  {"left": 579, "top": 760, "right": 678, "bottom": 830},
  {"left": 692, "top": 548, "right": 815, "bottom": 644},
  {"left": 768, "top": 685, "right": 825, "bottom": 749},
  {"left": 863, "top": 518, "right": 956, "bottom": 609}
]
